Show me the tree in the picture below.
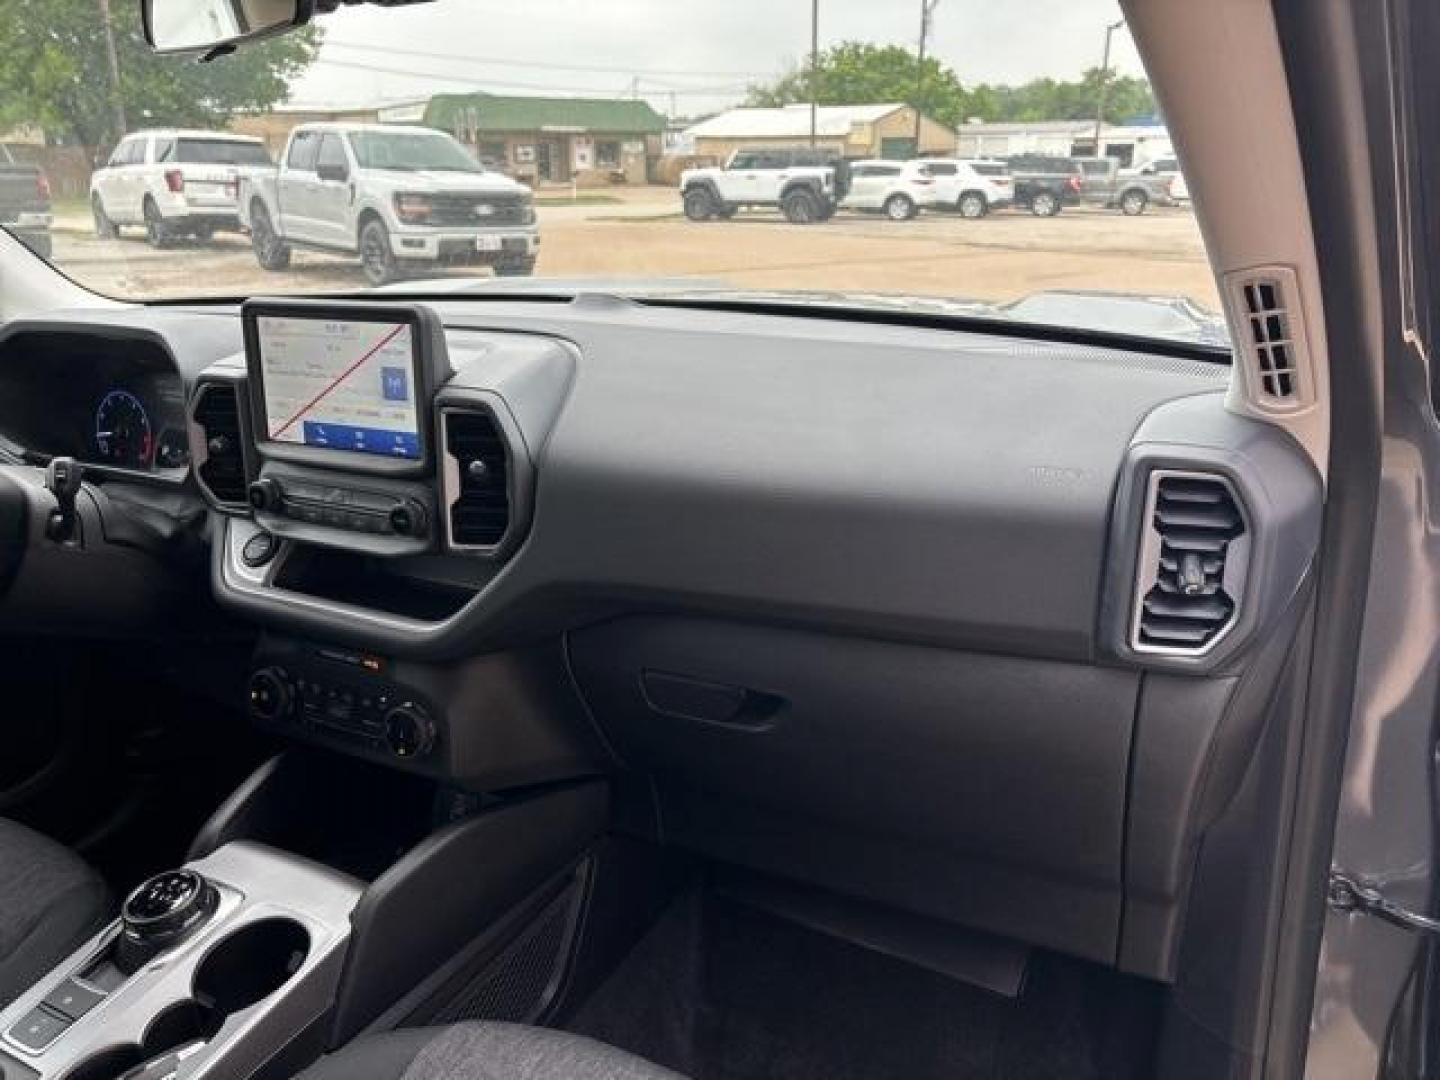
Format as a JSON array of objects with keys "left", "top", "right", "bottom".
[
  {"left": 962, "top": 70, "right": 1156, "bottom": 124},
  {"left": 0, "top": 0, "right": 317, "bottom": 153},
  {"left": 747, "top": 42, "right": 970, "bottom": 129},
  {"left": 744, "top": 40, "right": 1157, "bottom": 128}
]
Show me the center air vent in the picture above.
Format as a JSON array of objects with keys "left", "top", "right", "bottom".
[
  {"left": 191, "top": 384, "right": 248, "bottom": 508},
  {"left": 442, "top": 408, "right": 512, "bottom": 550},
  {"left": 1134, "top": 473, "right": 1248, "bottom": 653}
]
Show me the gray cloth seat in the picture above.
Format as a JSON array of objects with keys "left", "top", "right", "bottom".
[
  {"left": 0, "top": 818, "right": 110, "bottom": 1009},
  {"left": 298, "top": 1022, "right": 685, "bottom": 1080}
]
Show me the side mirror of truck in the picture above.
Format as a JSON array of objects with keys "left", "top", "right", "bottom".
[
  {"left": 316, "top": 163, "right": 350, "bottom": 184},
  {"left": 143, "top": 0, "right": 310, "bottom": 55}
]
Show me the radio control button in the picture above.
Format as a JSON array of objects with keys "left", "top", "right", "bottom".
[{"left": 389, "top": 500, "right": 428, "bottom": 537}]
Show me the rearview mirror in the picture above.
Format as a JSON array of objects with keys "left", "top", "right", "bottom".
[{"left": 143, "top": 0, "right": 310, "bottom": 55}]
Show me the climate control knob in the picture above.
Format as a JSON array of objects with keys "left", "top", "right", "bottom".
[
  {"left": 383, "top": 703, "right": 436, "bottom": 759},
  {"left": 248, "top": 667, "right": 293, "bottom": 723},
  {"left": 388, "top": 499, "right": 429, "bottom": 538}
]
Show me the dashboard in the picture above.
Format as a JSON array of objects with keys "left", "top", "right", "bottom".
[{"left": 0, "top": 296, "right": 1324, "bottom": 988}]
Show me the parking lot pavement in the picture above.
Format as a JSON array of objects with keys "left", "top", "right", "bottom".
[{"left": 46, "top": 201, "right": 1218, "bottom": 307}]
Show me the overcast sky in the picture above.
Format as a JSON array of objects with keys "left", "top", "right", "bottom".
[{"left": 287, "top": 0, "right": 1147, "bottom": 116}]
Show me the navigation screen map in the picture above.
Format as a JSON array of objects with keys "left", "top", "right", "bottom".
[{"left": 257, "top": 316, "right": 421, "bottom": 460}]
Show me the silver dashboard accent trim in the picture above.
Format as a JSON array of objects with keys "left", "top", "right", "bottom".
[{"left": 0, "top": 842, "right": 362, "bottom": 1079}]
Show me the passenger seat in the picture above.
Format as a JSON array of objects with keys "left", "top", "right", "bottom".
[
  {"left": 298, "top": 1022, "right": 683, "bottom": 1080},
  {"left": 0, "top": 818, "right": 109, "bottom": 1008}
]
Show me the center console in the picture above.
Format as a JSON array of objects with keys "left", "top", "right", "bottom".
[{"left": 0, "top": 844, "right": 362, "bottom": 1080}]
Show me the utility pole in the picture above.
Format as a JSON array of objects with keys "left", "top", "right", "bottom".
[
  {"left": 809, "top": 0, "right": 819, "bottom": 148},
  {"left": 912, "top": 0, "right": 940, "bottom": 154},
  {"left": 96, "top": 0, "right": 128, "bottom": 146},
  {"left": 1092, "top": 18, "right": 1125, "bottom": 158}
]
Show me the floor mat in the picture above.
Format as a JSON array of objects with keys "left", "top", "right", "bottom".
[{"left": 567, "top": 890, "right": 1159, "bottom": 1080}]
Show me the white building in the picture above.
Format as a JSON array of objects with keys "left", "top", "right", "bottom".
[
  {"left": 683, "top": 104, "right": 957, "bottom": 160},
  {"left": 955, "top": 120, "right": 1173, "bottom": 166}
]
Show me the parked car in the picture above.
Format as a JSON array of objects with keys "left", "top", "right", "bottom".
[
  {"left": 1002, "top": 289, "right": 1228, "bottom": 345},
  {"left": 919, "top": 159, "right": 1014, "bottom": 218},
  {"left": 90, "top": 129, "right": 272, "bottom": 247},
  {"left": 1075, "top": 157, "right": 1176, "bottom": 214},
  {"left": 238, "top": 123, "right": 539, "bottom": 285},
  {"left": 840, "top": 160, "right": 935, "bottom": 220},
  {"left": 1006, "top": 155, "right": 1086, "bottom": 217},
  {"left": 1135, "top": 156, "right": 1190, "bottom": 202},
  {"left": 680, "top": 147, "right": 852, "bottom": 224},
  {"left": 1006, "top": 155, "right": 1174, "bottom": 216},
  {"left": 0, "top": 144, "right": 52, "bottom": 259}
]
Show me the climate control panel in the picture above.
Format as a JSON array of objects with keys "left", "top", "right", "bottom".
[
  {"left": 248, "top": 476, "right": 429, "bottom": 539},
  {"left": 248, "top": 642, "right": 439, "bottom": 764}
]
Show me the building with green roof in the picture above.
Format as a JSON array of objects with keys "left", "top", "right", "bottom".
[{"left": 420, "top": 94, "right": 667, "bottom": 185}]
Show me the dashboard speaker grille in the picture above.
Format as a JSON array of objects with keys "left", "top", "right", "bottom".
[
  {"left": 1135, "top": 474, "right": 1246, "bottom": 652},
  {"left": 444, "top": 409, "right": 511, "bottom": 548},
  {"left": 193, "top": 384, "right": 248, "bottom": 507}
]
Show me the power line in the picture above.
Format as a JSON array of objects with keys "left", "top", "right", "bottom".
[
  {"left": 308, "top": 57, "right": 754, "bottom": 98},
  {"left": 321, "top": 39, "right": 777, "bottom": 80}
]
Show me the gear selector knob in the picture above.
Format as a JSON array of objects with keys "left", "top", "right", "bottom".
[{"left": 115, "top": 869, "right": 218, "bottom": 973}]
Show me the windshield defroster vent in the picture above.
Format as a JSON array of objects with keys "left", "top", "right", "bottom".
[
  {"left": 1133, "top": 472, "right": 1249, "bottom": 654},
  {"left": 442, "top": 407, "right": 512, "bottom": 551},
  {"left": 191, "top": 383, "right": 249, "bottom": 509},
  {"left": 1225, "top": 266, "right": 1312, "bottom": 411}
]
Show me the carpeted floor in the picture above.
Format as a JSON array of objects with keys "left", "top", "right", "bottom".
[{"left": 567, "top": 890, "right": 1159, "bottom": 1080}]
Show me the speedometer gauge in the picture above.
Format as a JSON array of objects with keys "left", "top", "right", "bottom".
[{"left": 94, "top": 390, "right": 153, "bottom": 468}]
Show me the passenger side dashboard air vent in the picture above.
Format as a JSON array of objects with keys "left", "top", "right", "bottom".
[
  {"left": 1133, "top": 472, "right": 1249, "bottom": 654},
  {"left": 190, "top": 382, "right": 250, "bottom": 509},
  {"left": 441, "top": 406, "right": 513, "bottom": 551}
]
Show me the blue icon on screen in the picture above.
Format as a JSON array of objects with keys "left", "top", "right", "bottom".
[
  {"left": 303, "top": 421, "right": 420, "bottom": 460},
  {"left": 381, "top": 367, "right": 409, "bottom": 402}
]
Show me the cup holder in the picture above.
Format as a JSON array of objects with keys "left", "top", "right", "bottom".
[
  {"left": 193, "top": 917, "right": 310, "bottom": 1016},
  {"left": 60, "top": 919, "right": 310, "bottom": 1080},
  {"left": 62, "top": 1046, "right": 145, "bottom": 1080}
]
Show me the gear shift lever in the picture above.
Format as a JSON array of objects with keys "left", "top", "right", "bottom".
[
  {"left": 114, "top": 870, "right": 219, "bottom": 974},
  {"left": 44, "top": 456, "right": 83, "bottom": 542}
]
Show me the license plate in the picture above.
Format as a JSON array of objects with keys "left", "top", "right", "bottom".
[{"left": 476, "top": 236, "right": 502, "bottom": 252}]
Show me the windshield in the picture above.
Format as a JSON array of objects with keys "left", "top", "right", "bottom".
[
  {"left": 9, "top": 0, "right": 1222, "bottom": 349},
  {"left": 348, "top": 130, "right": 482, "bottom": 173}
]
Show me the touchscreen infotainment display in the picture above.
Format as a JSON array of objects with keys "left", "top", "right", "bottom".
[{"left": 256, "top": 315, "right": 421, "bottom": 460}]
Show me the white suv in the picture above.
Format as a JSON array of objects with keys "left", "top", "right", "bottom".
[
  {"left": 919, "top": 159, "right": 1015, "bottom": 218},
  {"left": 90, "top": 129, "right": 272, "bottom": 246},
  {"left": 840, "top": 160, "right": 936, "bottom": 221},
  {"left": 680, "top": 147, "right": 849, "bottom": 224}
]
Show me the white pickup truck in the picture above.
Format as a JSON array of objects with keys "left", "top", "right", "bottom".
[{"left": 239, "top": 123, "right": 540, "bottom": 285}]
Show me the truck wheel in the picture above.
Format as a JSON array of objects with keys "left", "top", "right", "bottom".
[
  {"left": 494, "top": 256, "right": 536, "bottom": 277},
  {"left": 883, "top": 194, "right": 917, "bottom": 221},
  {"left": 1120, "top": 189, "right": 1149, "bottom": 216},
  {"left": 957, "top": 192, "right": 988, "bottom": 219},
  {"left": 92, "top": 195, "right": 118, "bottom": 240},
  {"left": 359, "top": 219, "right": 398, "bottom": 286},
  {"left": 781, "top": 188, "right": 821, "bottom": 224},
  {"left": 683, "top": 187, "right": 717, "bottom": 221},
  {"left": 250, "top": 205, "right": 291, "bottom": 271},
  {"left": 143, "top": 199, "right": 171, "bottom": 248},
  {"left": 1030, "top": 192, "right": 1060, "bottom": 217},
  {"left": 716, "top": 204, "right": 738, "bottom": 220}
]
